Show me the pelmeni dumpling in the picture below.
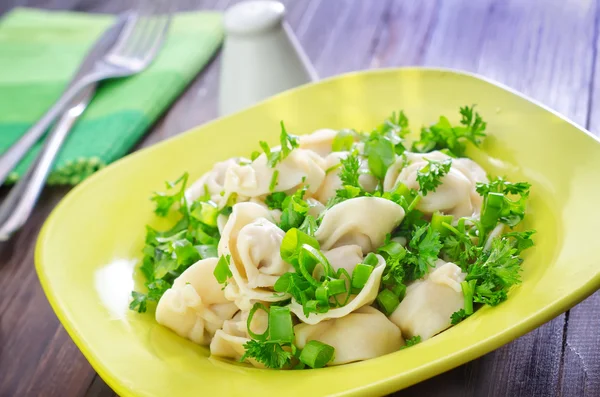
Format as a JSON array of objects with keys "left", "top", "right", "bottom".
[
  {"left": 315, "top": 197, "right": 405, "bottom": 252},
  {"left": 294, "top": 306, "right": 404, "bottom": 366},
  {"left": 384, "top": 151, "right": 488, "bottom": 218},
  {"left": 389, "top": 260, "right": 466, "bottom": 341},
  {"left": 324, "top": 245, "right": 363, "bottom": 273},
  {"left": 186, "top": 158, "right": 242, "bottom": 205},
  {"left": 155, "top": 258, "right": 239, "bottom": 345},
  {"left": 289, "top": 254, "right": 386, "bottom": 324},
  {"left": 314, "top": 152, "right": 379, "bottom": 204},
  {"left": 219, "top": 202, "right": 293, "bottom": 307},
  {"left": 299, "top": 128, "right": 338, "bottom": 157},
  {"left": 222, "top": 149, "right": 326, "bottom": 202},
  {"left": 236, "top": 218, "right": 289, "bottom": 289},
  {"left": 210, "top": 309, "right": 269, "bottom": 368},
  {"left": 314, "top": 152, "right": 346, "bottom": 204}
]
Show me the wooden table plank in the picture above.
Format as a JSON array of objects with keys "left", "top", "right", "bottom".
[
  {"left": 0, "top": 1, "right": 598, "bottom": 396},
  {"left": 392, "top": 1, "right": 598, "bottom": 395},
  {"left": 559, "top": 5, "right": 600, "bottom": 395}
]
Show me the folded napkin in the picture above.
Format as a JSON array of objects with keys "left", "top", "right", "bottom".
[{"left": 0, "top": 8, "right": 223, "bottom": 185}]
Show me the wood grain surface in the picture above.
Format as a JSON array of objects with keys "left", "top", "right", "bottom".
[{"left": 0, "top": 1, "right": 598, "bottom": 396}]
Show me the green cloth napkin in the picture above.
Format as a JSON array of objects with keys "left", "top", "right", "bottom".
[{"left": 0, "top": 8, "right": 223, "bottom": 185}]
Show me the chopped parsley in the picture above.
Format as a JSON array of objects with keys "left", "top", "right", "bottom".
[
  {"left": 132, "top": 107, "right": 536, "bottom": 366},
  {"left": 256, "top": 121, "right": 300, "bottom": 168},
  {"left": 416, "top": 158, "right": 453, "bottom": 196},
  {"left": 240, "top": 303, "right": 335, "bottom": 369},
  {"left": 412, "top": 105, "right": 487, "bottom": 157},
  {"left": 129, "top": 172, "right": 220, "bottom": 313},
  {"left": 401, "top": 335, "right": 422, "bottom": 349}
]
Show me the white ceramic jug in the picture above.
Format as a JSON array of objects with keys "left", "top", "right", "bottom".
[{"left": 219, "top": 0, "right": 318, "bottom": 116}]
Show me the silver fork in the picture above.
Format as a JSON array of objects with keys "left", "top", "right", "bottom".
[
  {"left": 0, "top": 1, "right": 172, "bottom": 240},
  {"left": 0, "top": 0, "right": 173, "bottom": 188}
]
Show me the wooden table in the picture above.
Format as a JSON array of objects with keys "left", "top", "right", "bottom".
[{"left": 0, "top": 0, "right": 598, "bottom": 396}]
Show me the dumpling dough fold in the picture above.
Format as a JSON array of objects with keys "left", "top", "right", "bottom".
[
  {"left": 218, "top": 202, "right": 294, "bottom": 309},
  {"left": 155, "top": 258, "right": 238, "bottom": 345},
  {"left": 210, "top": 309, "right": 269, "bottom": 368},
  {"left": 298, "top": 128, "right": 338, "bottom": 157},
  {"left": 384, "top": 151, "right": 488, "bottom": 218},
  {"left": 389, "top": 260, "right": 466, "bottom": 341},
  {"left": 315, "top": 197, "right": 405, "bottom": 252},
  {"left": 294, "top": 306, "right": 404, "bottom": 365},
  {"left": 223, "top": 149, "right": 326, "bottom": 201},
  {"left": 185, "top": 158, "right": 241, "bottom": 205}
]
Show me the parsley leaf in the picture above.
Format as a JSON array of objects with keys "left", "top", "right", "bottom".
[
  {"left": 458, "top": 105, "right": 487, "bottom": 146},
  {"left": 328, "top": 151, "right": 364, "bottom": 208},
  {"left": 280, "top": 121, "right": 299, "bottom": 158},
  {"left": 407, "top": 224, "right": 443, "bottom": 280},
  {"left": 450, "top": 309, "right": 469, "bottom": 325},
  {"left": 339, "top": 151, "right": 361, "bottom": 187},
  {"left": 412, "top": 105, "right": 487, "bottom": 157},
  {"left": 364, "top": 133, "right": 397, "bottom": 180},
  {"left": 130, "top": 172, "right": 222, "bottom": 314},
  {"left": 259, "top": 121, "right": 300, "bottom": 168},
  {"left": 465, "top": 237, "right": 523, "bottom": 307},
  {"left": 151, "top": 173, "right": 188, "bottom": 217},
  {"left": 401, "top": 335, "right": 422, "bottom": 349},
  {"left": 503, "top": 230, "right": 536, "bottom": 254},
  {"left": 416, "top": 158, "right": 452, "bottom": 196},
  {"left": 265, "top": 192, "right": 287, "bottom": 210},
  {"left": 241, "top": 340, "right": 293, "bottom": 369},
  {"left": 374, "top": 110, "right": 410, "bottom": 138}
]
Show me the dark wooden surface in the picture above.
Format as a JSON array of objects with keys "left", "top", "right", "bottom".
[{"left": 0, "top": 0, "right": 598, "bottom": 396}]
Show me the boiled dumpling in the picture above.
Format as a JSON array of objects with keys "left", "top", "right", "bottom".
[
  {"left": 314, "top": 152, "right": 346, "bottom": 204},
  {"left": 298, "top": 128, "right": 338, "bottom": 157},
  {"left": 155, "top": 257, "right": 238, "bottom": 345},
  {"left": 210, "top": 309, "right": 269, "bottom": 368},
  {"left": 219, "top": 202, "right": 294, "bottom": 308},
  {"left": 294, "top": 306, "right": 404, "bottom": 365},
  {"left": 289, "top": 254, "right": 386, "bottom": 324},
  {"left": 384, "top": 151, "right": 488, "bottom": 218},
  {"left": 315, "top": 197, "right": 405, "bottom": 252},
  {"left": 324, "top": 245, "right": 363, "bottom": 273},
  {"left": 389, "top": 261, "right": 466, "bottom": 341},
  {"left": 186, "top": 158, "right": 242, "bottom": 205},
  {"left": 314, "top": 152, "right": 378, "bottom": 204},
  {"left": 222, "top": 149, "right": 326, "bottom": 202},
  {"left": 236, "top": 218, "right": 289, "bottom": 288}
]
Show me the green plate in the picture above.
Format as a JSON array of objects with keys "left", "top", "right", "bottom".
[{"left": 36, "top": 68, "right": 600, "bottom": 396}]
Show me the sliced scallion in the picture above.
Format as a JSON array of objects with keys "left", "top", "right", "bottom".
[{"left": 299, "top": 340, "right": 335, "bottom": 368}]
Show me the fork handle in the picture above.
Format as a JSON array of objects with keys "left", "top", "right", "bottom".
[
  {"left": 0, "top": 85, "right": 96, "bottom": 241},
  {"left": 0, "top": 76, "right": 98, "bottom": 188}
]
